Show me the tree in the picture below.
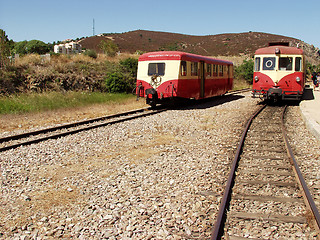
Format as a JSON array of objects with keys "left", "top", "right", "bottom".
[
  {"left": 14, "top": 41, "right": 28, "bottom": 55},
  {"left": 99, "top": 40, "right": 119, "bottom": 57},
  {"left": 25, "top": 40, "right": 50, "bottom": 54},
  {"left": 14, "top": 40, "right": 51, "bottom": 55},
  {"left": 0, "top": 29, "right": 13, "bottom": 68}
]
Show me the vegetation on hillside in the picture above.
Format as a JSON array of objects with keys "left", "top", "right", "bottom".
[{"left": 0, "top": 54, "right": 139, "bottom": 95}]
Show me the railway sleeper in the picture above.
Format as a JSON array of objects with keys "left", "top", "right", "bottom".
[
  {"left": 237, "top": 180, "right": 297, "bottom": 187},
  {"left": 229, "top": 212, "right": 307, "bottom": 224},
  {"left": 237, "top": 163, "right": 291, "bottom": 169},
  {"left": 233, "top": 194, "right": 304, "bottom": 203}
]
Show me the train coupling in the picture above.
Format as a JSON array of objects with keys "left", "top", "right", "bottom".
[{"left": 145, "top": 88, "right": 158, "bottom": 107}]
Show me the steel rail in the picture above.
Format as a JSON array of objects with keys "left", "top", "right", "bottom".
[
  {"left": 0, "top": 107, "right": 150, "bottom": 143},
  {"left": 281, "top": 106, "right": 320, "bottom": 232},
  {"left": 0, "top": 107, "right": 165, "bottom": 152},
  {"left": 210, "top": 104, "right": 266, "bottom": 240},
  {"left": 227, "top": 88, "right": 251, "bottom": 95}
]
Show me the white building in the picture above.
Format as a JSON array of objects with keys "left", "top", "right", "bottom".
[{"left": 54, "top": 42, "right": 82, "bottom": 54}]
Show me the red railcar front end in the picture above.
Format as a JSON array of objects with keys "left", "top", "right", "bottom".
[{"left": 252, "top": 45, "right": 305, "bottom": 101}]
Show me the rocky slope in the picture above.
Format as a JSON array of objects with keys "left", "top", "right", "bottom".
[{"left": 79, "top": 30, "right": 320, "bottom": 63}]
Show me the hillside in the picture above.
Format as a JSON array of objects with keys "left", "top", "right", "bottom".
[{"left": 79, "top": 30, "right": 320, "bottom": 64}]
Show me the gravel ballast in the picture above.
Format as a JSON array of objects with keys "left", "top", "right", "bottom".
[{"left": 2, "top": 94, "right": 319, "bottom": 239}]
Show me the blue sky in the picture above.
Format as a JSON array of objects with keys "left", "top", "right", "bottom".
[{"left": 1, "top": 0, "right": 319, "bottom": 49}]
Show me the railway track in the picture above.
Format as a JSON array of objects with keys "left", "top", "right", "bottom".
[
  {"left": 0, "top": 89, "right": 250, "bottom": 153},
  {"left": 211, "top": 104, "right": 320, "bottom": 239},
  {"left": 0, "top": 107, "right": 166, "bottom": 152}
]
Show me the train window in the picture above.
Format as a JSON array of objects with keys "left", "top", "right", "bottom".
[
  {"left": 219, "top": 65, "right": 223, "bottom": 76},
  {"left": 262, "top": 57, "right": 276, "bottom": 70},
  {"left": 207, "top": 64, "right": 212, "bottom": 77},
  {"left": 279, "top": 57, "right": 293, "bottom": 71},
  {"left": 254, "top": 57, "right": 261, "bottom": 71},
  {"left": 295, "top": 57, "right": 302, "bottom": 71},
  {"left": 213, "top": 64, "right": 218, "bottom": 76},
  {"left": 191, "top": 62, "right": 198, "bottom": 76},
  {"left": 181, "top": 61, "right": 187, "bottom": 76},
  {"left": 148, "top": 63, "right": 165, "bottom": 76}
]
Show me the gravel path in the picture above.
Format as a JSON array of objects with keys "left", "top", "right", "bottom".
[{"left": 1, "top": 93, "right": 293, "bottom": 239}]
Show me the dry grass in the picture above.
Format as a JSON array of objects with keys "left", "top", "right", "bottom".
[{"left": 0, "top": 97, "right": 148, "bottom": 133}]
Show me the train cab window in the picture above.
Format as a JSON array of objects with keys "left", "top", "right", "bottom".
[
  {"left": 219, "top": 65, "right": 223, "bottom": 76},
  {"left": 191, "top": 62, "right": 198, "bottom": 76},
  {"left": 262, "top": 57, "right": 276, "bottom": 70},
  {"left": 207, "top": 64, "right": 212, "bottom": 77},
  {"left": 279, "top": 57, "right": 293, "bottom": 71},
  {"left": 295, "top": 57, "right": 302, "bottom": 71},
  {"left": 148, "top": 63, "right": 165, "bottom": 76},
  {"left": 254, "top": 57, "right": 261, "bottom": 71},
  {"left": 181, "top": 61, "right": 187, "bottom": 76}
]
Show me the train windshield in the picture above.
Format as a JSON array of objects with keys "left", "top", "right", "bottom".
[
  {"left": 262, "top": 57, "right": 276, "bottom": 70},
  {"left": 254, "top": 57, "right": 260, "bottom": 71},
  {"left": 295, "top": 57, "right": 302, "bottom": 71},
  {"left": 279, "top": 57, "right": 293, "bottom": 71},
  {"left": 148, "top": 63, "right": 165, "bottom": 76}
]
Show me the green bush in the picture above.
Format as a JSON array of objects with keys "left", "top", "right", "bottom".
[
  {"left": 104, "top": 57, "right": 138, "bottom": 93},
  {"left": 105, "top": 71, "right": 127, "bottom": 93},
  {"left": 83, "top": 49, "right": 97, "bottom": 59},
  {"left": 99, "top": 40, "right": 119, "bottom": 57},
  {"left": 234, "top": 59, "right": 254, "bottom": 84},
  {"left": 119, "top": 57, "right": 138, "bottom": 75}
]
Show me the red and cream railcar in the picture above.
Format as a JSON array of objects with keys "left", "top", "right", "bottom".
[
  {"left": 136, "top": 51, "right": 233, "bottom": 106},
  {"left": 252, "top": 44, "right": 305, "bottom": 101}
]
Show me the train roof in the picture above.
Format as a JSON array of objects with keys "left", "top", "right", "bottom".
[
  {"left": 138, "top": 51, "right": 233, "bottom": 65},
  {"left": 255, "top": 45, "right": 303, "bottom": 55}
]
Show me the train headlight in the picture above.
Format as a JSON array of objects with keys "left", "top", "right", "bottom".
[
  {"left": 296, "top": 77, "right": 301, "bottom": 82},
  {"left": 254, "top": 76, "right": 259, "bottom": 82}
]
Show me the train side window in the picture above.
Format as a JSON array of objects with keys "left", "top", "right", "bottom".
[
  {"left": 207, "top": 64, "right": 212, "bottom": 77},
  {"left": 279, "top": 57, "right": 293, "bottom": 71},
  {"left": 219, "top": 65, "right": 223, "bottom": 76},
  {"left": 191, "top": 62, "right": 198, "bottom": 76},
  {"left": 181, "top": 61, "right": 187, "bottom": 76},
  {"left": 254, "top": 57, "right": 261, "bottom": 71},
  {"left": 295, "top": 57, "right": 302, "bottom": 71},
  {"left": 262, "top": 57, "right": 276, "bottom": 70},
  {"left": 148, "top": 63, "right": 165, "bottom": 76},
  {"left": 224, "top": 65, "right": 228, "bottom": 76},
  {"left": 213, "top": 64, "right": 218, "bottom": 76}
]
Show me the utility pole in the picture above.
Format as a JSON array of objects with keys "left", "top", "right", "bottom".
[{"left": 93, "top": 18, "right": 95, "bottom": 36}]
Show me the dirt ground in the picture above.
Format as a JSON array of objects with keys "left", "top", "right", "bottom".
[{"left": 0, "top": 99, "right": 148, "bottom": 133}]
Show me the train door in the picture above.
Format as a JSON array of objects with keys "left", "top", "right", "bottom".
[
  {"left": 227, "top": 65, "right": 232, "bottom": 90},
  {"left": 200, "top": 61, "right": 205, "bottom": 98}
]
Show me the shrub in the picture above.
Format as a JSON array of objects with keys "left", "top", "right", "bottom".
[
  {"left": 234, "top": 59, "right": 254, "bottom": 84},
  {"left": 83, "top": 49, "right": 97, "bottom": 59},
  {"left": 99, "top": 40, "right": 119, "bottom": 57},
  {"left": 105, "top": 71, "right": 127, "bottom": 93},
  {"left": 119, "top": 57, "right": 138, "bottom": 75}
]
